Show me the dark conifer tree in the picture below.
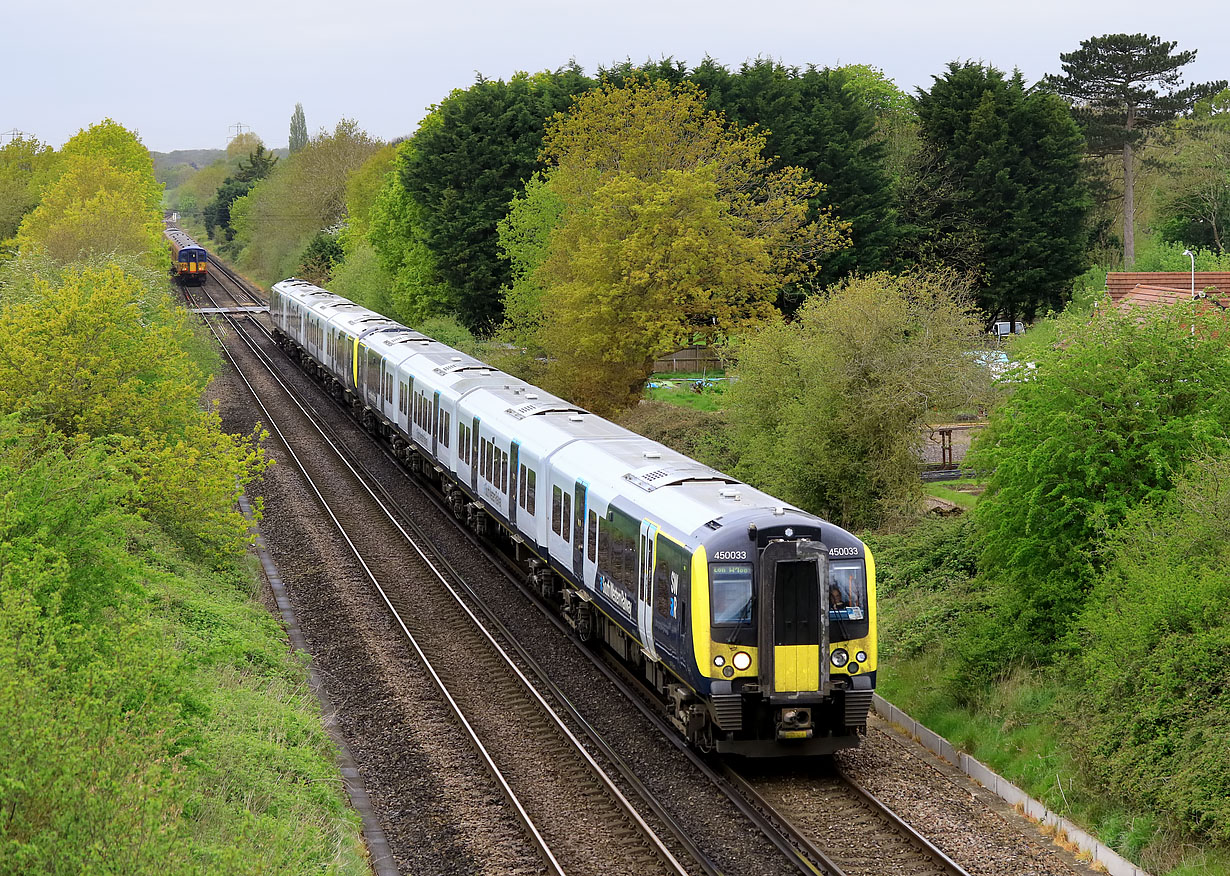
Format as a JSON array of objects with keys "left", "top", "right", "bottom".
[
  {"left": 397, "top": 66, "right": 594, "bottom": 330},
  {"left": 916, "top": 63, "right": 1090, "bottom": 324},
  {"left": 1043, "top": 34, "right": 1225, "bottom": 266}
]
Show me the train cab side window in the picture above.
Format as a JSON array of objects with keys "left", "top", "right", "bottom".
[
  {"left": 561, "top": 493, "right": 571, "bottom": 543},
  {"left": 527, "top": 469, "right": 536, "bottom": 515},
  {"left": 552, "top": 486, "right": 562, "bottom": 535},
  {"left": 587, "top": 510, "right": 597, "bottom": 562}
]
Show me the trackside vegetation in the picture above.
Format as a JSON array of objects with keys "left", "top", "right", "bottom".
[
  {"left": 868, "top": 300, "right": 1230, "bottom": 876},
  {"left": 1, "top": 121, "right": 369, "bottom": 874}
]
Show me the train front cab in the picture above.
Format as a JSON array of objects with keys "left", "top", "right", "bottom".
[
  {"left": 690, "top": 531, "right": 876, "bottom": 757},
  {"left": 174, "top": 245, "right": 208, "bottom": 285}
]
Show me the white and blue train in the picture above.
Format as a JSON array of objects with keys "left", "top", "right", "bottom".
[{"left": 270, "top": 278, "right": 877, "bottom": 756}]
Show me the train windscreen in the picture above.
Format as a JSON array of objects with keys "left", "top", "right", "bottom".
[{"left": 828, "top": 560, "right": 869, "bottom": 641}]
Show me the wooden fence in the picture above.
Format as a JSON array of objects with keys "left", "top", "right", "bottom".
[{"left": 652, "top": 346, "right": 724, "bottom": 374}]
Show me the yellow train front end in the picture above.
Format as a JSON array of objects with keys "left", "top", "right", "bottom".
[{"left": 682, "top": 517, "right": 876, "bottom": 757}]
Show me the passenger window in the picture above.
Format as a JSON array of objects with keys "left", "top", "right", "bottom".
[
  {"left": 552, "top": 486, "right": 562, "bottom": 535},
  {"left": 527, "top": 469, "right": 536, "bottom": 515}
]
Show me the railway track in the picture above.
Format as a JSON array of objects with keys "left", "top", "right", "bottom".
[
  {"left": 187, "top": 273, "right": 696, "bottom": 876},
  {"left": 190, "top": 264, "right": 1001, "bottom": 876}
]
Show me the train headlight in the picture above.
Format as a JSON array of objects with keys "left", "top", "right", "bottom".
[
  {"left": 732, "top": 651, "right": 752, "bottom": 671},
  {"left": 713, "top": 655, "right": 725, "bottom": 668},
  {"left": 856, "top": 651, "right": 867, "bottom": 663},
  {"left": 830, "top": 648, "right": 849, "bottom": 668}
]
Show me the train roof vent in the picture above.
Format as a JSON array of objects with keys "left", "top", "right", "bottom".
[
  {"left": 623, "top": 464, "right": 737, "bottom": 493},
  {"left": 704, "top": 519, "right": 723, "bottom": 530},
  {"left": 504, "top": 401, "right": 585, "bottom": 420},
  {"left": 434, "top": 362, "right": 496, "bottom": 376}
]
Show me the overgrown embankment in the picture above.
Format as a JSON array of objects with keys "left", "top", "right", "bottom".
[{"left": 0, "top": 120, "right": 369, "bottom": 875}]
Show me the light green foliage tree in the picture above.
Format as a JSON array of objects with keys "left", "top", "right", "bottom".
[
  {"left": 727, "top": 270, "right": 986, "bottom": 529},
  {"left": 1075, "top": 452, "right": 1230, "bottom": 842},
  {"left": 1151, "top": 88, "right": 1230, "bottom": 253},
  {"left": 837, "top": 64, "right": 920, "bottom": 188},
  {"left": 289, "top": 102, "right": 308, "bottom": 154},
  {"left": 362, "top": 139, "right": 455, "bottom": 323},
  {"left": 500, "top": 78, "right": 849, "bottom": 415},
  {"left": 231, "top": 120, "right": 381, "bottom": 285},
  {"left": 331, "top": 145, "right": 397, "bottom": 309},
  {"left": 0, "top": 264, "right": 268, "bottom": 558},
  {"left": 15, "top": 152, "right": 164, "bottom": 266},
  {"left": 0, "top": 135, "right": 60, "bottom": 244},
  {"left": 225, "top": 130, "right": 263, "bottom": 160},
  {"left": 968, "top": 302, "right": 1230, "bottom": 671},
  {"left": 59, "top": 118, "right": 162, "bottom": 209}
]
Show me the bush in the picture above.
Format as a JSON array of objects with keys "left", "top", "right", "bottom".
[
  {"left": 727, "top": 270, "right": 987, "bottom": 529},
  {"left": 1073, "top": 453, "right": 1230, "bottom": 842},
  {"left": 970, "top": 300, "right": 1230, "bottom": 667}
]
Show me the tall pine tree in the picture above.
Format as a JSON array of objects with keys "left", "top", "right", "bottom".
[
  {"left": 916, "top": 63, "right": 1090, "bottom": 324},
  {"left": 1043, "top": 34, "right": 1225, "bottom": 267}
]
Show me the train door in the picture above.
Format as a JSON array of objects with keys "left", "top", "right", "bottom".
[
  {"left": 638, "top": 519, "right": 659, "bottom": 661},
  {"left": 431, "top": 391, "right": 440, "bottom": 457},
  {"left": 572, "top": 481, "right": 587, "bottom": 579},
  {"left": 470, "top": 417, "right": 480, "bottom": 492},
  {"left": 508, "top": 443, "right": 519, "bottom": 526},
  {"left": 758, "top": 540, "right": 829, "bottom": 696}
]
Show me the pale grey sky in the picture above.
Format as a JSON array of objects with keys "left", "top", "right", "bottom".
[{"left": 4, "top": 0, "right": 1227, "bottom": 153}]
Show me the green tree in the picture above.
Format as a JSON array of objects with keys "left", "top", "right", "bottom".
[
  {"left": 297, "top": 231, "right": 342, "bottom": 285},
  {"left": 229, "top": 120, "right": 379, "bottom": 284},
  {"left": 1151, "top": 88, "right": 1230, "bottom": 252},
  {"left": 364, "top": 146, "right": 455, "bottom": 324},
  {"left": 203, "top": 144, "right": 278, "bottom": 243},
  {"left": 500, "top": 78, "right": 849, "bottom": 415},
  {"left": 1043, "top": 34, "right": 1226, "bottom": 266},
  {"left": 694, "top": 59, "right": 901, "bottom": 289},
  {"left": 16, "top": 154, "right": 163, "bottom": 265},
  {"left": 59, "top": 119, "right": 161, "bottom": 208},
  {"left": 727, "top": 270, "right": 986, "bottom": 529},
  {"left": 916, "top": 62, "right": 1090, "bottom": 324},
  {"left": 969, "top": 301, "right": 1230, "bottom": 666},
  {"left": 0, "top": 135, "right": 59, "bottom": 244},
  {"left": 394, "top": 67, "right": 594, "bottom": 330},
  {"left": 289, "top": 102, "right": 308, "bottom": 154}
]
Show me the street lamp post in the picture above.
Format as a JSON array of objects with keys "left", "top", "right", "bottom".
[{"left": 1182, "top": 249, "right": 1196, "bottom": 299}]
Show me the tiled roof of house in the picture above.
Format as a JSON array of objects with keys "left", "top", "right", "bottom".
[{"left": 1107, "top": 272, "right": 1230, "bottom": 302}]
